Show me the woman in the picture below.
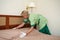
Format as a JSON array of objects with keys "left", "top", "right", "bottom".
[{"left": 13, "top": 10, "right": 51, "bottom": 38}]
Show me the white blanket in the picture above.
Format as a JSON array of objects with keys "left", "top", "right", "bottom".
[{"left": 0, "top": 28, "right": 60, "bottom": 40}]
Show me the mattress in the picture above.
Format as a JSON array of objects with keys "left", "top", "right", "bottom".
[{"left": 0, "top": 28, "right": 60, "bottom": 40}]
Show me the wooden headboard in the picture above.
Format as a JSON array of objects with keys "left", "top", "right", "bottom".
[{"left": 0, "top": 15, "right": 23, "bottom": 30}]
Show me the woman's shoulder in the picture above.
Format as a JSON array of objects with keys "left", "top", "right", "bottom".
[{"left": 29, "top": 13, "right": 40, "bottom": 16}]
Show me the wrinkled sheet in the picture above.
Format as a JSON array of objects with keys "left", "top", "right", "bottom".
[{"left": 0, "top": 28, "right": 60, "bottom": 40}]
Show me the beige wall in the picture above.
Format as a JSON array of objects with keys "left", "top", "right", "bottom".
[
  {"left": 0, "top": 0, "right": 35, "bottom": 15},
  {"left": 35, "top": 0, "right": 60, "bottom": 36},
  {"left": 0, "top": 0, "right": 60, "bottom": 36}
]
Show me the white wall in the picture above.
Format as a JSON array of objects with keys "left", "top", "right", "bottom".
[
  {"left": 35, "top": 0, "right": 60, "bottom": 36},
  {"left": 0, "top": 0, "right": 34, "bottom": 15},
  {"left": 0, "top": 0, "right": 60, "bottom": 36}
]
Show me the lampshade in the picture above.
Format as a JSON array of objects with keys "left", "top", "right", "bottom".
[
  {"left": 26, "top": 2, "right": 36, "bottom": 12},
  {"left": 28, "top": 2, "right": 35, "bottom": 8}
]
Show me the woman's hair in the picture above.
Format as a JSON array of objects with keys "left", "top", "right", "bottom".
[{"left": 21, "top": 10, "right": 29, "bottom": 16}]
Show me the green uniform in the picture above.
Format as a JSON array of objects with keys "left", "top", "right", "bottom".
[{"left": 23, "top": 13, "right": 51, "bottom": 35}]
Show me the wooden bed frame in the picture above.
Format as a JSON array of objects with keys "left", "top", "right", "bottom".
[
  {"left": 0, "top": 15, "right": 23, "bottom": 30},
  {"left": 0, "top": 15, "right": 36, "bottom": 30}
]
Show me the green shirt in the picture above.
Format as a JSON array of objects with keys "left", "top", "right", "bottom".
[
  {"left": 29, "top": 14, "right": 40, "bottom": 26},
  {"left": 23, "top": 13, "right": 47, "bottom": 30},
  {"left": 23, "top": 18, "right": 30, "bottom": 23}
]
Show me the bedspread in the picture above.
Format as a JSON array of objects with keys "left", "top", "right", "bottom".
[{"left": 0, "top": 28, "right": 60, "bottom": 40}]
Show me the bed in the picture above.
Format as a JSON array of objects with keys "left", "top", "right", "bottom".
[{"left": 0, "top": 28, "right": 60, "bottom": 40}]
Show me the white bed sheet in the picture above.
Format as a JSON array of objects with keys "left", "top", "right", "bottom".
[{"left": 0, "top": 28, "right": 60, "bottom": 40}]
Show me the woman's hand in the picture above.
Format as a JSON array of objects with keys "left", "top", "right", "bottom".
[
  {"left": 26, "top": 27, "right": 34, "bottom": 35},
  {"left": 12, "top": 22, "right": 25, "bottom": 29},
  {"left": 19, "top": 32, "right": 27, "bottom": 38},
  {"left": 19, "top": 27, "right": 34, "bottom": 38},
  {"left": 12, "top": 27, "right": 17, "bottom": 29}
]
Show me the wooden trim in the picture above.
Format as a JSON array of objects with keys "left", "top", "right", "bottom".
[
  {"left": 0, "top": 15, "right": 22, "bottom": 17},
  {"left": 6, "top": 16, "right": 9, "bottom": 29},
  {"left": 0, "top": 25, "right": 6, "bottom": 30}
]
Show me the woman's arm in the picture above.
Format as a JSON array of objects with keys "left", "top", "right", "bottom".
[
  {"left": 13, "top": 22, "right": 25, "bottom": 29},
  {"left": 19, "top": 26, "right": 34, "bottom": 38},
  {"left": 26, "top": 27, "right": 34, "bottom": 35}
]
